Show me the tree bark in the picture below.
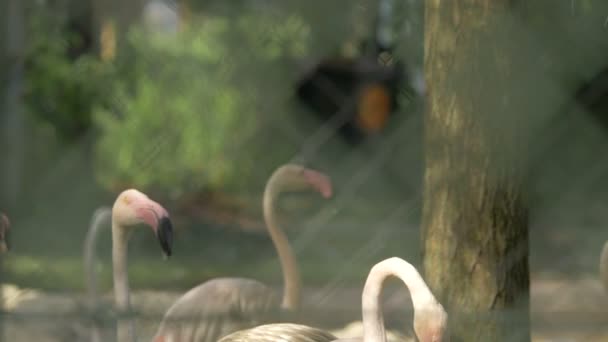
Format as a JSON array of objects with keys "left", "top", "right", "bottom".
[{"left": 422, "top": 1, "right": 531, "bottom": 341}]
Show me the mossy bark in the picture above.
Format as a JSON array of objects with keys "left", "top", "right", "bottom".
[{"left": 422, "top": 1, "right": 531, "bottom": 341}]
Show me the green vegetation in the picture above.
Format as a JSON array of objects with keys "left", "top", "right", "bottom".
[
  {"left": 24, "top": 11, "right": 113, "bottom": 143},
  {"left": 94, "top": 14, "right": 311, "bottom": 195},
  {"left": 14, "top": 0, "right": 608, "bottom": 297}
]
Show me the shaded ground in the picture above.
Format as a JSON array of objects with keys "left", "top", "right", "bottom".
[
  {"left": 3, "top": 198, "right": 608, "bottom": 341},
  {"left": 1, "top": 274, "right": 607, "bottom": 342}
]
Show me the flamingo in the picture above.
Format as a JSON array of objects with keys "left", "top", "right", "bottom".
[
  {"left": 600, "top": 241, "right": 608, "bottom": 293},
  {"left": 151, "top": 164, "right": 333, "bottom": 342},
  {"left": 83, "top": 206, "right": 112, "bottom": 342},
  {"left": 111, "top": 189, "right": 173, "bottom": 342},
  {"left": 332, "top": 257, "right": 447, "bottom": 342},
  {"left": 217, "top": 323, "right": 337, "bottom": 342},
  {"left": 217, "top": 257, "right": 447, "bottom": 342}
]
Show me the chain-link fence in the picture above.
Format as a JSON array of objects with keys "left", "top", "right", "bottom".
[{"left": 1, "top": 0, "right": 608, "bottom": 341}]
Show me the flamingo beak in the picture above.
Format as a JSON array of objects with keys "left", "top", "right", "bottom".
[
  {"left": 302, "top": 169, "right": 333, "bottom": 199},
  {"left": 156, "top": 216, "right": 173, "bottom": 257}
]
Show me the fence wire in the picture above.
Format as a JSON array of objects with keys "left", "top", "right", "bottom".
[{"left": 2, "top": 1, "right": 608, "bottom": 342}]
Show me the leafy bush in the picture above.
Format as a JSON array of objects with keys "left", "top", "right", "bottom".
[
  {"left": 94, "top": 13, "right": 312, "bottom": 197},
  {"left": 24, "top": 11, "right": 112, "bottom": 143}
]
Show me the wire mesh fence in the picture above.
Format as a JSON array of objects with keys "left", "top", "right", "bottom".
[{"left": 1, "top": 0, "right": 608, "bottom": 341}]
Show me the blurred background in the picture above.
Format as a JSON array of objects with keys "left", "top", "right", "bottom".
[{"left": 1, "top": 0, "right": 608, "bottom": 341}]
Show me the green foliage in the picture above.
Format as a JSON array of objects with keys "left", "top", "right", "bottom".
[
  {"left": 23, "top": 11, "right": 112, "bottom": 142},
  {"left": 94, "top": 13, "right": 311, "bottom": 196}
]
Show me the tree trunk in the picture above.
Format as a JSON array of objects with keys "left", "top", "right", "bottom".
[{"left": 422, "top": 1, "right": 531, "bottom": 341}]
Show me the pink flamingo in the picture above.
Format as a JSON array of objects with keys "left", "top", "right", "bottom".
[
  {"left": 332, "top": 257, "right": 447, "bottom": 342},
  {"left": 151, "top": 164, "right": 333, "bottom": 342},
  {"left": 218, "top": 257, "right": 447, "bottom": 342},
  {"left": 110, "top": 189, "right": 173, "bottom": 342}
]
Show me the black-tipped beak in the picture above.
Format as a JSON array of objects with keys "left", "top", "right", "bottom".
[{"left": 157, "top": 216, "right": 173, "bottom": 257}]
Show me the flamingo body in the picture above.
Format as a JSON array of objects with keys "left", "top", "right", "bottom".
[
  {"left": 153, "top": 278, "right": 280, "bottom": 342},
  {"left": 217, "top": 323, "right": 337, "bottom": 342}
]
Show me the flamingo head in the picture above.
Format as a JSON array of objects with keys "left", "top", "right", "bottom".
[
  {"left": 269, "top": 164, "right": 333, "bottom": 199},
  {"left": 112, "top": 189, "right": 173, "bottom": 257},
  {"left": 414, "top": 304, "right": 448, "bottom": 342}
]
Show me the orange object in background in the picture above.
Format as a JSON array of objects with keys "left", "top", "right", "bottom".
[
  {"left": 100, "top": 19, "right": 116, "bottom": 61},
  {"left": 356, "top": 83, "right": 392, "bottom": 134}
]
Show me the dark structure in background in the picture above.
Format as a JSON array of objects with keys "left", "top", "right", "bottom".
[
  {"left": 576, "top": 67, "right": 608, "bottom": 129},
  {"left": 295, "top": 0, "right": 407, "bottom": 145},
  {"left": 65, "top": 0, "right": 96, "bottom": 60}
]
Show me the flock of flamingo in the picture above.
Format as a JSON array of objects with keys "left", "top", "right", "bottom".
[{"left": 2, "top": 163, "right": 607, "bottom": 341}]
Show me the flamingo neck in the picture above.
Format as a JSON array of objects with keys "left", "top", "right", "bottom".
[
  {"left": 263, "top": 190, "right": 300, "bottom": 310},
  {"left": 85, "top": 208, "right": 110, "bottom": 304},
  {"left": 361, "top": 268, "right": 387, "bottom": 342},
  {"left": 112, "top": 219, "right": 136, "bottom": 342},
  {"left": 84, "top": 208, "right": 111, "bottom": 342},
  {"left": 362, "top": 258, "right": 438, "bottom": 342}
]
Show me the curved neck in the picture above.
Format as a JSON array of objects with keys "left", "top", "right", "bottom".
[
  {"left": 112, "top": 219, "right": 136, "bottom": 342},
  {"left": 361, "top": 258, "right": 437, "bottom": 342},
  {"left": 84, "top": 208, "right": 111, "bottom": 306},
  {"left": 84, "top": 207, "right": 111, "bottom": 342},
  {"left": 263, "top": 189, "right": 301, "bottom": 310},
  {"left": 361, "top": 269, "right": 387, "bottom": 342}
]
